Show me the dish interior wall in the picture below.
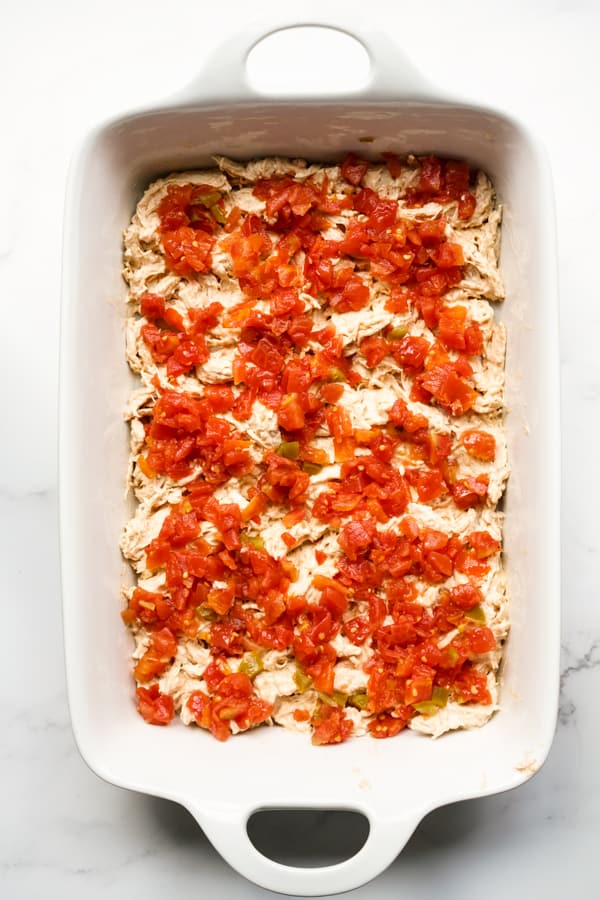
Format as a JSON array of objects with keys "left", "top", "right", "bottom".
[{"left": 62, "top": 100, "right": 558, "bottom": 819}]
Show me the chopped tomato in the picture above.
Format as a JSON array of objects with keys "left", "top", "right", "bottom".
[
  {"left": 133, "top": 627, "right": 177, "bottom": 682},
  {"left": 136, "top": 684, "right": 174, "bottom": 725},
  {"left": 311, "top": 703, "right": 353, "bottom": 745},
  {"left": 464, "top": 626, "right": 496, "bottom": 655},
  {"left": 140, "top": 293, "right": 166, "bottom": 319},
  {"left": 342, "top": 615, "right": 371, "bottom": 644},
  {"left": 320, "top": 382, "right": 344, "bottom": 404},
  {"left": 277, "top": 394, "right": 305, "bottom": 431},
  {"left": 382, "top": 152, "right": 402, "bottom": 179},
  {"left": 360, "top": 335, "right": 390, "bottom": 369},
  {"left": 406, "top": 467, "right": 447, "bottom": 502},
  {"left": 127, "top": 150, "right": 504, "bottom": 747},
  {"left": 404, "top": 665, "right": 435, "bottom": 704},
  {"left": 368, "top": 712, "right": 409, "bottom": 739},
  {"left": 451, "top": 476, "right": 489, "bottom": 509},
  {"left": 461, "top": 429, "right": 496, "bottom": 461},
  {"left": 341, "top": 153, "right": 369, "bottom": 186},
  {"left": 419, "top": 365, "right": 477, "bottom": 416},
  {"left": 468, "top": 531, "right": 501, "bottom": 558},
  {"left": 392, "top": 335, "right": 430, "bottom": 371},
  {"left": 450, "top": 583, "right": 483, "bottom": 610}
]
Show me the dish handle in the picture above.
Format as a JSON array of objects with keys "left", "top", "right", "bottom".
[
  {"left": 176, "top": 20, "right": 436, "bottom": 103},
  {"left": 188, "top": 801, "right": 419, "bottom": 895}
]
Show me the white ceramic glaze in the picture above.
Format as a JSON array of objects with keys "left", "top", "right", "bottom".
[{"left": 59, "top": 20, "right": 560, "bottom": 896}]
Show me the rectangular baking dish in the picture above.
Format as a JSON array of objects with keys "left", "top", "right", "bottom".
[{"left": 59, "top": 20, "right": 560, "bottom": 896}]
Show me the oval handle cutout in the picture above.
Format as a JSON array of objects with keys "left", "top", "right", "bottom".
[
  {"left": 247, "top": 808, "right": 370, "bottom": 868},
  {"left": 246, "top": 26, "right": 371, "bottom": 96}
]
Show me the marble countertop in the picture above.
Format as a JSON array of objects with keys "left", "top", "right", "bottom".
[{"left": 2, "top": 1, "right": 598, "bottom": 896}]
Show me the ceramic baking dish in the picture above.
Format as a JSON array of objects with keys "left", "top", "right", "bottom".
[{"left": 59, "top": 20, "right": 560, "bottom": 896}]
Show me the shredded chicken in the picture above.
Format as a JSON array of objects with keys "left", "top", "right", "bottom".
[{"left": 121, "top": 154, "right": 509, "bottom": 744}]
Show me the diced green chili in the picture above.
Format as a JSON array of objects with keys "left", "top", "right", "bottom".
[
  {"left": 387, "top": 325, "right": 408, "bottom": 340},
  {"left": 293, "top": 669, "right": 313, "bottom": 692},
  {"left": 210, "top": 204, "right": 226, "bottom": 224},
  {"left": 465, "top": 605, "right": 486, "bottom": 623},
  {"left": 348, "top": 691, "right": 369, "bottom": 711},
  {"left": 328, "top": 366, "right": 347, "bottom": 382},
  {"left": 431, "top": 686, "right": 449, "bottom": 706},
  {"left": 302, "top": 461, "right": 322, "bottom": 475},
  {"left": 241, "top": 533, "right": 265, "bottom": 550},
  {"left": 412, "top": 686, "right": 449, "bottom": 716},
  {"left": 238, "top": 651, "right": 264, "bottom": 680},
  {"left": 446, "top": 646, "right": 460, "bottom": 666},
  {"left": 276, "top": 441, "right": 300, "bottom": 460},
  {"left": 196, "top": 190, "right": 222, "bottom": 208},
  {"left": 195, "top": 605, "right": 217, "bottom": 622},
  {"left": 317, "top": 690, "right": 347, "bottom": 708}
]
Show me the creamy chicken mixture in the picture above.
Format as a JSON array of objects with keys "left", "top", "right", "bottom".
[{"left": 120, "top": 153, "right": 508, "bottom": 744}]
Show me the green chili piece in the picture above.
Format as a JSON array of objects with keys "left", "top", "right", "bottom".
[
  {"left": 195, "top": 605, "right": 217, "bottom": 622},
  {"left": 241, "top": 533, "right": 265, "bottom": 550},
  {"left": 196, "top": 190, "right": 222, "bottom": 208},
  {"left": 446, "top": 646, "right": 460, "bottom": 666},
  {"left": 293, "top": 669, "right": 313, "bottom": 692},
  {"left": 412, "top": 701, "right": 439, "bottom": 716},
  {"left": 302, "top": 461, "right": 322, "bottom": 475},
  {"left": 210, "top": 204, "right": 226, "bottom": 225},
  {"left": 387, "top": 325, "right": 408, "bottom": 340},
  {"left": 348, "top": 691, "right": 369, "bottom": 711},
  {"left": 238, "top": 651, "right": 264, "bottom": 680},
  {"left": 431, "top": 686, "right": 449, "bottom": 707},
  {"left": 328, "top": 366, "right": 347, "bottom": 383},
  {"left": 412, "top": 686, "right": 449, "bottom": 716},
  {"left": 465, "top": 605, "right": 486, "bottom": 623},
  {"left": 276, "top": 441, "right": 300, "bottom": 460},
  {"left": 317, "top": 690, "right": 347, "bottom": 708}
]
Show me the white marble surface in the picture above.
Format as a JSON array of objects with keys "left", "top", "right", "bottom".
[{"left": 2, "top": 0, "right": 599, "bottom": 896}]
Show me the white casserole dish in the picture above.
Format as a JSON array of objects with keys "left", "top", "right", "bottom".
[{"left": 59, "top": 21, "right": 560, "bottom": 896}]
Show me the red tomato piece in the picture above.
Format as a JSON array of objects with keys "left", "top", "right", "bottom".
[
  {"left": 341, "top": 153, "right": 370, "bottom": 186},
  {"left": 187, "top": 690, "right": 212, "bottom": 730},
  {"left": 320, "top": 383, "right": 344, "bottom": 404},
  {"left": 406, "top": 467, "right": 447, "bottom": 502},
  {"left": 311, "top": 703, "right": 353, "bottom": 745},
  {"left": 458, "top": 191, "right": 477, "bottom": 220},
  {"left": 450, "top": 583, "right": 483, "bottom": 610},
  {"left": 278, "top": 394, "right": 306, "bottom": 431},
  {"left": 392, "top": 335, "right": 431, "bottom": 371},
  {"left": 133, "top": 627, "right": 177, "bottom": 682},
  {"left": 418, "top": 157, "right": 442, "bottom": 193},
  {"left": 382, "top": 152, "right": 402, "bottom": 179},
  {"left": 419, "top": 365, "right": 478, "bottom": 416},
  {"left": 342, "top": 615, "right": 371, "bottom": 645},
  {"left": 360, "top": 336, "right": 390, "bottom": 368},
  {"left": 451, "top": 476, "right": 489, "bottom": 510},
  {"left": 438, "top": 305, "right": 467, "bottom": 351},
  {"left": 306, "top": 657, "right": 335, "bottom": 694},
  {"left": 433, "top": 242, "right": 464, "bottom": 269},
  {"left": 136, "top": 684, "right": 174, "bottom": 725},
  {"left": 368, "top": 712, "right": 409, "bottom": 739},
  {"left": 404, "top": 664, "right": 435, "bottom": 704},
  {"left": 389, "top": 399, "right": 429, "bottom": 433},
  {"left": 467, "top": 531, "right": 501, "bottom": 559},
  {"left": 140, "top": 293, "right": 166, "bottom": 319},
  {"left": 338, "top": 518, "right": 377, "bottom": 560},
  {"left": 162, "top": 226, "right": 214, "bottom": 275},
  {"left": 461, "top": 429, "right": 496, "bottom": 461},
  {"left": 464, "top": 626, "right": 496, "bottom": 655},
  {"left": 452, "top": 666, "right": 491, "bottom": 704}
]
